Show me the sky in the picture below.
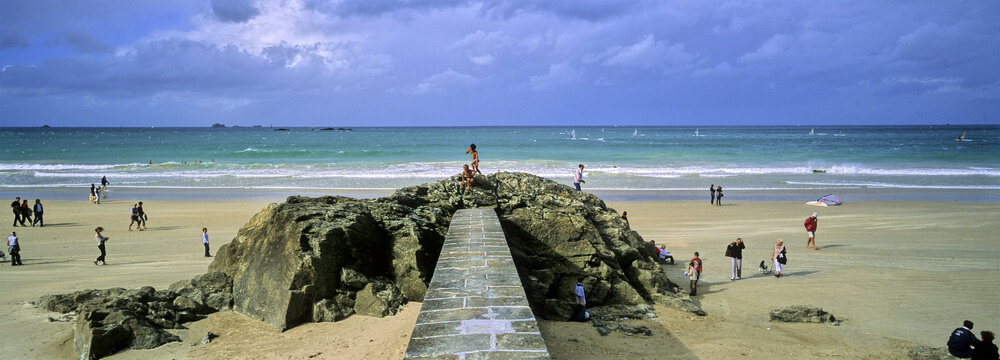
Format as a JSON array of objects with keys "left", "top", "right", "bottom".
[{"left": 1, "top": 0, "right": 998, "bottom": 127}]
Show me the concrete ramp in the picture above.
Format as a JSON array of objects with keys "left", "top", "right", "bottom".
[{"left": 404, "top": 208, "right": 551, "bottom": 360}]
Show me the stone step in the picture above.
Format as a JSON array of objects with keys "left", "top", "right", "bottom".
[{"left": 404, "top": 208, "right": 551, "bottom": 360}]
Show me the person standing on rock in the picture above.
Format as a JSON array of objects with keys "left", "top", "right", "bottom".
[
  {"left": 573, "top": 164, "right": 585, "bottom": 191},
  {"left": 710, "top": 184, "right": 716, "bottom": 205},
  {"left": 465, "top": 144, "right": 482, "bottom": 175},
  {"left": 686, "top": 252, "right": 702, "bottom": 296},
  {"left": 202, "top": 227, "right": 211, "bottom": 257},
  {"left": 8, "top": 231, "right": 23, "bottom": 266},
  {"left": 949, "top": 320, "right": 982, "bottom": 358},
  {"left": 94, "top": 227, "right": 109, "bottom": 266},
  {"left": 621, "top": 211, "right": 630, "bottom": 228},
  {"left": 804, "top": 213, "right": 818, "bottom": 250},
  {"left": 727, "top": 237, "right": 745, "bottom": 280}
]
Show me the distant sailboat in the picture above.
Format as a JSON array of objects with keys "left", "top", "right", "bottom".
[
  {"left": 633, "top": 129, "right": 638, "bottom": 136},
  {"left": 694, "top": 129, "right": 704, "bottom": 137},
  {"left": 570, "top": 130, "right": 576, "bottom": 140},
  {"left": 956, "top": 131, "right": 971, "bottom": 141},
  {"left": 809, "top": 128, "right": 815, "bottom": 135}
]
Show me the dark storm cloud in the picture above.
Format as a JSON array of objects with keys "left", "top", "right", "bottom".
[{"left": 211, "top": 0, "right": 261, "bottom": 23}]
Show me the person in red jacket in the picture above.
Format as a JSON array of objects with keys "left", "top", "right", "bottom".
[{"left": 804, "top": 213, "right": 818, "bottom": 250}]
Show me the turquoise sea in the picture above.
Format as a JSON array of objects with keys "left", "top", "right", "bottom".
[{"left": 1, "top": 126, "right": 998, "bottom": 201}]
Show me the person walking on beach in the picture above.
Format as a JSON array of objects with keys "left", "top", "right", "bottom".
[
  {"left": 771, "top": 239, "right": 786, "bottom": 277},
  {"left": 8, "top": 231, "right": 23, "bottom": 266},
  {"left": 101, "top": 176, "right": 109, "bottom": 190},
  {"left": 461, "top": 164, "right": 475, "bottom": 191},
  {"left": 710, "top": 184, "right": 716, "bottom": 205},
  {"left": 715, "top": 186, "right": 723, "bottom": 206},
  {"left": 804, "top": 212, "right": 818, "bottom": 250},
  {"left": 32, "top": 199, "right": 43, "bottom": 227},
  {"left": 727, "top": 237, "right": 745, "bottom": 280},
  {"left": 686, "top": 252, "right": 702, "bottom": 296},
  {"left": 465, "top": 144, "right": 482, "bottom": 175},
  {"left": 94, "top": 227, "right": 109, "bottom": 265},
  {"left": 137, "top": 201, "right": 148, "bottom": 230},
  {"left": 573, "top": 164, "right": 586, "bottom": 191},
  {"left": 129, "top": 204, "right": 141, "bottom": 231},
  {"left": 20, "top": 200, "right": 32, "bottom": 225},
  {"left": 202, "top": 228, "right": 211, "bottom": 257},
  {"left": 11, "top": 196, "right": 23, "bottom": 226}
]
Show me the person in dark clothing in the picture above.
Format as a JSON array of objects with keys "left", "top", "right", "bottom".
[
  {"left": 710, "top": 184, "right": 715, "bottom": 204},
  {"left": 950, "top": 320, "right": 982, "bottom": 358},
  {"left": 715, "top": 186, "right": 723, "bottom": 206},
  {"left": 90, "top": 184, "right": 100, "bottom": 204},
  {"left": 94, "top": 227, "right": 109, "bottom": 266},
  {"left": 973, "top": 331, "right": 998, "bottom": 360},
  {"left": 570, "top": 275, "right": 589, "bottom": 322},
  {"left": 32, "top": 199, "right": 43, "bottom": 227},
  {"left": 621, "top": 211, "right": 630, "bottom": 229},
  {"left": 20, "top": 200, "right": 31, "bottom": 225},
  {"left": 101, "top": 176, "right": 109, "bottom": 190},
  {"left": 11, "top": 197, "right": 22, "bottom": 226},
  {"left": 137, "top": 201, "right": 147, "bottom": 230},
  {"left": 727, "top": 237, "right": 746, "bottom": 280}
]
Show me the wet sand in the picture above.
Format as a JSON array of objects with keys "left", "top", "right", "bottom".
[{"left": 0, "top": 197, "right": 997, "bottom": 359}]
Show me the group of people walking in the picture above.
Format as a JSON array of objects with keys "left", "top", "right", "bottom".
[{"left": 10, "top": 197, "right": 44, "bottom": 227}]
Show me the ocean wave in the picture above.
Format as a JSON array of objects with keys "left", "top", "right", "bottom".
[
  {"left": 0, "top": 163, "right": 136, "bottom": 171},
  {"left": 783, "top": 181, "right": 1000, "bottom": 190}
]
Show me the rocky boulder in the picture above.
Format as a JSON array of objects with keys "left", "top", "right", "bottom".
[
  {"left": 353, "top": 277, "right": 407, "bottom": 317},
  {"left": 205, "top": 172, "right": 696, "bottom": 331},
  {"left": 770, "top": 305, "right": 840, "bottom": 324},
  {"left": 907, "top": 345, "right": 954, "bottom": 360}
]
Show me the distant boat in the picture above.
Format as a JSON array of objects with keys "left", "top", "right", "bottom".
[
  {"left": 274, "top": 128, "right": 290, "bottom": 131},
  {"left": 694, "top": 129, "right": 704, "bottom": 137},
  {"left": 956, "top": 131, "right": 972, "bottom": 141},
  {"left": 633, "top": 129, "right": 638, "bottom": 136},
  {"left": 834, "top": 131, "right": 845, "bottom": 137},
  {"left": 809, "top": 128, "right": 815, "bottom": 135},
  {"left": 570, "top": 130, "right": 576, "bottom": 140}
]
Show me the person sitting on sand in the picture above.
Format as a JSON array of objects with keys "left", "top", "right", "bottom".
[
  {"left": 950, "top": 320, "right": 982, "bottom": 358},
  {"left": 465, "top": 144, "right": 482, "bottom": 175},
  {"left": 461, "top": 164, "right": 475, "bottom": 190},
  {"left": 974, "top": 331, "right": 998, "bottom": 360},
  {"left": 772, "top": 239, "right": 786, "bottom": 277}
]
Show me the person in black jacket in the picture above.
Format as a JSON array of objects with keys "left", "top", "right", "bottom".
[
  {"left": 973, "top": 331, "right": 998, "bottom": 360},
  {"left": 709, "top": 184, "right": 715, "bottom": 204},
  {"left": 727, "top": 237, "right": 746, "bottom": 280},
  {"left": 950, "top": 320, "right": 982, "bottom": 358}
]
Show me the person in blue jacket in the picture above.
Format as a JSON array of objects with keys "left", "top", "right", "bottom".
[{"left": 950, "top": 320, "right": 982, "bottom": 358}]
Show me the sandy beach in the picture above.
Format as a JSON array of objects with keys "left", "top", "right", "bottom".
[{"left": 1, "top": 196, "right": 997, "bottom": 359}]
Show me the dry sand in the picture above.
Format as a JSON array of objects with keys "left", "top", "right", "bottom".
[{"left": 1, "top": 197, "right": 997, "bottom": 359}]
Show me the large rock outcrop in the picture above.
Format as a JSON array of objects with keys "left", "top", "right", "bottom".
[
  {"left": 37, "top": 272, "right": 233, "bottom": 359},
  {"left": 209, "top": 172, "right": 697, "bottom": 330}
]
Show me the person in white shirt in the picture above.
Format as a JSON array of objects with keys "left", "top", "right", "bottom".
[
  {"left": 573, "top": 164, "right": 585, "bottom": 191},
  {"left": 202, "top": 228, "right": 211, "bottom": 257},
  {"left": 8, "top": 231, "right": 23, "bottom": 266}
]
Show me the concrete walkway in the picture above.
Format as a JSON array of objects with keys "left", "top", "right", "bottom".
[{"left": 403, "top": 208, "right": 550, "bottom": 360}]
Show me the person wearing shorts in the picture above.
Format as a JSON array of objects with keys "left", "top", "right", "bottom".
[
  {"left": 128, "top": 204, "right": 141, "bottom": 231},
  {"left": 804, "top": 213, "right": 818, "bottom": 250}
]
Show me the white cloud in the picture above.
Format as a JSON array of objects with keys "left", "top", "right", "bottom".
[
  {"left": 529, "top": 62, "right": 578, "bottom": 90},
  {"left": 469, "top": 54, "right": 494, "bottom": 65},
  {"left": 413, "top": 69, "right": 479, "bottom": 94}
]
